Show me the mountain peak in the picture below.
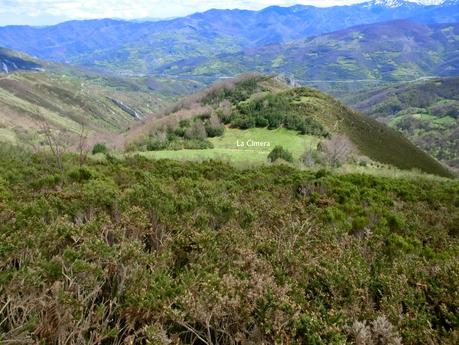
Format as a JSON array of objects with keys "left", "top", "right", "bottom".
[
  {"left": 364, "top": 0, "right": 445, "bottom": 7},
  {"left": 366, "top": 0, "right": 410, "bottom": 7}
]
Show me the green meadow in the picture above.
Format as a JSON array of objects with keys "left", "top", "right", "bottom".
[{"left": 138, "top": 127, "right": 319, "bottom": 163}]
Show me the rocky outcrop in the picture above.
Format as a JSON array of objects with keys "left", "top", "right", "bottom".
[
  {"left": 0, "top": 49, "right": 43, "bottom": 73},
  {"left": 108, "top": 97, "right": 141, "bottom": 119}
]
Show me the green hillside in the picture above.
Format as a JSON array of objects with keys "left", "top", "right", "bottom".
[
  {"left": 154, "top": 21, "right": 459, "bottom": 93},
  {"left": 0, "top": 71, "right": 153, "bottom": 147},
  {"left": 0, "top": 71, "right": 203, "bottom": 150},
  {"left": 0, "top": 145, "right": 458, "bottom": 344},
  {"left": 128, "top": 75, "right": 452, "bottom": 177},
  {"left": 342, "top": 77, "right": 459, "bottom": 169},
  {"left": 0, "top": 46, "right": 208, "bottom": 149}
]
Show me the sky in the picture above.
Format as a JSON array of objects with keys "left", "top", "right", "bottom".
[{"left": 0, "top": 0, "right": 444, "bottom": 26}]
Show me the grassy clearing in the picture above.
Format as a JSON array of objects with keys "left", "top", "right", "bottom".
[{"left": 138, "top": 127, "right": 318, "bottom": 163}]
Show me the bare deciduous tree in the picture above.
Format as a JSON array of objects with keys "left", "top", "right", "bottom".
[
  {"left": 77, "top": 122, "right": 89, "bottom": 167},
  {"left": 319, "top": 134, "right": 355, "bottom": 167},
  {"left": 301, "top": 145, "right": 317, "bottom": 167},
  {"left": 185, "top": 120, "right": 207, "bottom": 140},
  {"left": 39, "top": 120, "right": 66, "bottom": 175}
]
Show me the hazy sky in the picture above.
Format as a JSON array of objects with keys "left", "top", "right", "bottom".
[{"left": 0, "top": 0, "right": 443, "bottom": 26}]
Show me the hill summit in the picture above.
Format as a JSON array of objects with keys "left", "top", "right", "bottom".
[{"left": 126, "top": 75, "right": 452, "bottom": 177}]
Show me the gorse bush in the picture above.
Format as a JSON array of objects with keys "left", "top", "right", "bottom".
[
  {"left": 0, "top": 147, "right": 458, "bottom": 344},
  {"left": 268, "top": 145, "right": 294, "bottom": 163},
  {"left": 91, "top": 142, "right": 108, "bottom": 155}
]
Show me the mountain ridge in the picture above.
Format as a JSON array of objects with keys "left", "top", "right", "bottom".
[
  {"left": 0, "top": 1, "right": 457, "bottom": 75},
  {"left": 153, "top": 20, "right": 459, "bottom": 91}
]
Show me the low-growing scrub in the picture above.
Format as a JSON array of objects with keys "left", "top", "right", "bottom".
[{"left": 0, "top": 145, "right": 458, "bottom": 344}]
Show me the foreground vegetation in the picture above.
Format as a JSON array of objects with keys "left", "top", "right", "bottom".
[{"left": 0, "top": 145, "right": 458, "bottom": 344}]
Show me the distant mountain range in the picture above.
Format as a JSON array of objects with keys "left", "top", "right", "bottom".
[
  {"left": 160, "top": 20, "right": 459, "bottom": 84},
  {"left": 0, "top": 0, "right": 457, "bottom": 75}
]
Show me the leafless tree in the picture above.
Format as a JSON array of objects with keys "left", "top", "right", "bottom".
[
  {"left": 185, "top": 119, "right": 207, "bottom": 140},
  {"left": 319, "top": 134, "right": 355, "bottom": 167},
  {"left": 77, "top": 122, "right": 89, "bottom": 167},
  {"left": 39, "top": 119, "right": 66, "bottom": 175},
  {"left": 301, "top": 145, "right": 316, "bottom": 167}
]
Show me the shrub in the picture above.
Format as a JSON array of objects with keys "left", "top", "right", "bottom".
[
  {"left": 266, "top": 112, "right": 283, "bottom": 129},
  {"left": 231, "top": 115, "right": 255, "bottom": 129},
  {"left": 205, "top": 115, "right": 225, "bottom": 137},
  {"left": 183, "top": 139, "right": 214, "bottom": 150},
  {"left": 185, "top": 120, "right": 207, "bottom": 140},
  {"left": 297, "top": 118, "right": 328, "bottom": 136},
  {"left": 218, "top": 99, "right": 233, "bottom": 123},
  {"left": 255, "top": 116, "right": 269, "bottom": 127},
  {"left": 268, "top": 145, "right": 294, "bottom": 163},
  {"left": 179, "top": 119, "right": 190, "bottom": 128},
  {"left": 301, "top": 147, "right": 320, "bottom": 167},
  {"left": 146, "top": 131, "right": 169, "bottom": 151},
  {"left": 0, "top": 154, "right": 458, "bottom": 344},
  {"left": 174, "top": 127, "right": 186, "bottom": 137},
  {"left": 146, "top": 139, "right": 168, "bottom": 151},
  {"left": 92, "top": 143, "right": 108, "bottom": 155}
]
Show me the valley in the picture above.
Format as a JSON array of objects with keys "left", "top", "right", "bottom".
[
  {"left": 0, "top": 48, "right": 204, "bottom": 148},
  {"left": 155, "top": 20, "right": 459, "bottom": 93}
]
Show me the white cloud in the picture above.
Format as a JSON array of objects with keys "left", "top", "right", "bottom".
[{"left": 0, "top": 0, "right": 446, "bottom": 25}]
